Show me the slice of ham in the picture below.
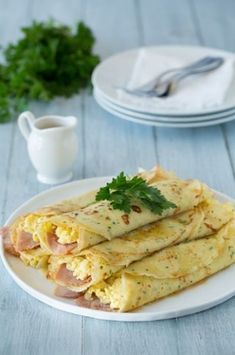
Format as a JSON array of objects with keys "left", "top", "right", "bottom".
[
  {"left": 46, "top": 232, "right": 77, "bottom": 255},
  {"left": 55, "top": 263, "right": 92, "bottom": 287},
  {"left": 16, "top": 230, "right": 40, "bottom": 252},
  {"left": 75, "top": 295, "right": 111, "bottom": 311},
  {"left": 0, "top": 226, "right": 19, "bottom": 256},
  {"left": 54, "top": 285, "right": 84, "bottom": 299}
]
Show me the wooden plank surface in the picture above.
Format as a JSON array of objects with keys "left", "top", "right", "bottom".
[{"left": 0, "top": 0, "right": 235, "bottom": 354}]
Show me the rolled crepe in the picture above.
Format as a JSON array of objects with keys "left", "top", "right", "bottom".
[
  {"left": 6, "top": 166, "right": 174, "bottom": 264},
  {"left": 9, "top": 189, "right": 97, "bottom": 255},
  {"left": 78, "top": 218, "right": 235, "bottom": 312},
  {"left": 37, "top": 179, "right": 210, "bottom": 255},
  {"left": 137, "top": 166, "right": 177, "bottom": 184},
  {"left": 48, "top": 199, "right": 233, "bottom": 291}
]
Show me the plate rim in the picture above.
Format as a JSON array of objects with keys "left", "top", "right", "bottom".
[
  {"left": 92, "top": 44, "right": 235, "bottom": 116},
  {"left": 94, "top": 92, "right": 235, "bottom": 128},
  {"left": 1, "top": 176, "right": 235, "bottom": 322},
  {"left": 94, "top": 87, "right": 235, "bottom": 122}
]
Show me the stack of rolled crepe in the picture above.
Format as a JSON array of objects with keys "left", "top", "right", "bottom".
[
  {"left": 79, "top": 219, "right": 235, "bottom": 311},
  {"left": 2, "top": 166, "right": 235, "bottom": 312},
  {"left": 48, "top": 199, "right": 234, "bottom": 293}
]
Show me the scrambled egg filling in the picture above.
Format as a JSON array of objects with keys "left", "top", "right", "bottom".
[
  {"left": 65, "top": 255, "right": 114, "bottom": 281},
  {"left": 22, "top": 215, "right": 41, "bottom": 242},
  {"left": 87, "top": 278, "right": 122, "bottom": 309},
  {"left": 20, "top": 250, "right": 49, "bottom": 268},
  {"left": 38, "top": 221, "right": 79, "bottom": 246},
  {"left": 66, "top": 257, "right": 92, "bottom": 280},
  {"left": 54, "top": 226, "right": 79, "bottom": 244}
]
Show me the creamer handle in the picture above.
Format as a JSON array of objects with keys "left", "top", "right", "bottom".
[{"left": 18, "top": 111, "right": 36, "bottom": 140}]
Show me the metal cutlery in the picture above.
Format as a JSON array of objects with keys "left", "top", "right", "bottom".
[{"left": 122, "top": 56, "right": 224, "bottom": 98}]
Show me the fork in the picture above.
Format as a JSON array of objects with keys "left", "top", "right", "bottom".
[{"left": 122, "top": 56, "right": 224, "bottom": 98}]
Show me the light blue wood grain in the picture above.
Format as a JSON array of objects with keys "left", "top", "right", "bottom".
[
  {"left": 191, "top": 0, "right": 235, "bottom": 184},
  {"left": 83, "top": 0, "right": 158, "bottom": 178},
  {"left": 1, "top": 0, "right": 235, "bottom": 354}
]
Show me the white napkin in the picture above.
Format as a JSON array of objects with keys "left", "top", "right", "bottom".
[{"left": 118, "top": 48, "right": 234, "bottom": 111}]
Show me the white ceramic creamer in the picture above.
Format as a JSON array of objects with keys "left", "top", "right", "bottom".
[{"left": 18, "top": 111, "right": 78, "bottom": 184}]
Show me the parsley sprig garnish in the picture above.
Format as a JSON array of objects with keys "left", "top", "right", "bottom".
[
  {"left": 96, "top": 172, "right": 176, "bottom": 214},
  {"left": 0, "top": 20, "right": 100, "bottom": 123}
]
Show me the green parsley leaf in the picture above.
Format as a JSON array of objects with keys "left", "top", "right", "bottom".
[
  {"left": 96, "top": 172, "right": 177, "bottom": 214},
  {"left": 0, "top": 20, "right": 100, "bottom": 123}
]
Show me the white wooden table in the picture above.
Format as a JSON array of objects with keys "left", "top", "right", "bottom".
[{"left": 1, "top": 0, "right": 235, "bottom": 354}]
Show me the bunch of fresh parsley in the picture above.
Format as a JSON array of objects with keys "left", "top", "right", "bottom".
[
  {"left": 96, "top": 172, "right": 176, "bottom": 214},
  {"left": 0, "top": 20, "right": 100, "bottom": 123}
]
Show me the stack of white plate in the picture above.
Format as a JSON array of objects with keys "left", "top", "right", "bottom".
[{"left": 92, "top": 45, "right": 235, "bottom": 128}]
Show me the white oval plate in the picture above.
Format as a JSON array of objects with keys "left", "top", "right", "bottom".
[
  {"left": 94, "top": 88, "right": 235, "bottom": 123},
  {"left": 1, "top": 177, "right": 235, "bottom": 322},
  {"left": 94, "top": 92, "right": 235, "bottom": 128},
  {"left": 92, "top": 45, "right": 235, "bottom": 116}
]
